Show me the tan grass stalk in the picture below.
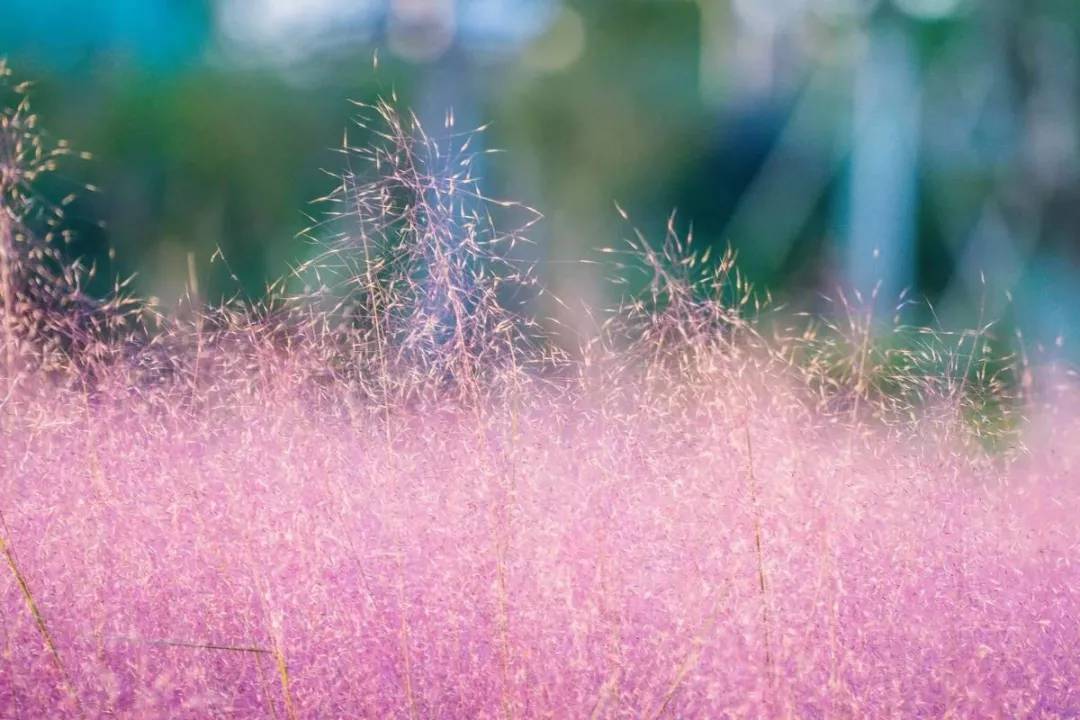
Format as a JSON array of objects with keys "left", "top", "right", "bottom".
[
  {"left": 254, "top": 649, "right": 282, "bottom": 720},
  {"left": 472, "top": 414, "right": 516, "bottom": 720},
  {"left": 644, "top": 590, "right": 729, "bottom": 720},
  {"left": 271, "top": 633, "right": 298, "bottom": 720},
  {"left": 744, "top": 423, "right": 774, "bottom": 682},
  {"left": 587, "top": 521, "right": 624, "bottom": 720},
  {"left": 394, "top": 550, "right": 420, "bottom": 720},
  {"left": 0, "top": 513, "right": 81, "bottom": 714},
  {"left": 494, "top": 328, "right": 523, "bottom": 720}
]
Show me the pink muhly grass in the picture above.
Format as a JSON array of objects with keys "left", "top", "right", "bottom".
[{"left": 1, "top": 66, "right": 1079, "bottom": 719}]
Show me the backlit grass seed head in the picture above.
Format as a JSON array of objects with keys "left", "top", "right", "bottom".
[
  {"left": 0, "top": 63, "right": 137, "bottom": 390},
  {"left": 293, "top": 98, "right": 544, "bottom": 410}
]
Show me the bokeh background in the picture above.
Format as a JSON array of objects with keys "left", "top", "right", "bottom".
[{"left": 2, "top": 0, "right": 1078, "bottom": 354}]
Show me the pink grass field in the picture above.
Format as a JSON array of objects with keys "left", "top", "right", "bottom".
[
  {"left": 2, "top": 370, "right": 1080, "bottom": 719},
  {"left": 3, "top": 67, "right": 1080, "bottom": 718}
]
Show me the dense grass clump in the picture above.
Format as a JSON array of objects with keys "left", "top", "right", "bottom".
[{"left": 2, "top": 67, "right": 1079, "bottom": 718}]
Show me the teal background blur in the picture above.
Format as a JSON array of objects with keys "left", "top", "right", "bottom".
[{"left": 2, "top": 0, "right": 1078, "bottom": 352}]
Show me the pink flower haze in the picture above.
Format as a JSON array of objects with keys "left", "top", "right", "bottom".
[{"left": 2, "top": 370, "right": 1079, "bottom": 719}]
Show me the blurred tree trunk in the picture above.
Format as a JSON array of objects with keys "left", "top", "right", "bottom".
[{"left": 846, "top": 15, "right": 921, "bottom": 309}]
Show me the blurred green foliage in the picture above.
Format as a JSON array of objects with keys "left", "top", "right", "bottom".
[{"left": 1, "top": 0, "right": 1078, "bottom": 357}]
